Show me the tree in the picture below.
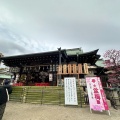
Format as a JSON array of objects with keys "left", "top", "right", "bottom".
[{"left": 104, "top": 49, "right": 120, "bottom": 87}]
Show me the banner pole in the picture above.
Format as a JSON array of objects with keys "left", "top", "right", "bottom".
[
  {"left": 108, "top": 110, "right": 111, "bottom": 116},
  {"left": 90, "top": 108, "right": 92, "bottom": 113}
]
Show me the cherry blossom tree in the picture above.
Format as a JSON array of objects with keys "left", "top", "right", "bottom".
[{"left": 104, "top": 49, "right": 120, "bottom": 87}]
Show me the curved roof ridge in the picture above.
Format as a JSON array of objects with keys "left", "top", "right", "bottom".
[
  {"left": 82, "top": 49, "right": 99, "bottom": 55},
  {"left": 0, "top": 49, "right": 66, "bottom": 59},
  {"left": 67, "top": 49, "right": 99, "bottom": 56}
]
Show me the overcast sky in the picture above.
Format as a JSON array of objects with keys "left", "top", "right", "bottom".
[{"left": 0, "top": 0, "right": 120, "bottom": 57}]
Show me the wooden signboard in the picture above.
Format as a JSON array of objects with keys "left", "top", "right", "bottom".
[
  {"left": 84, "top": 63, "right": 88, "bottom": 74},
  {"left": 58, "top": 65, "right": 62, "bottom": 74},
  {"left": 63, "top": 64, "right": 67, "bottom": 74},
  {"left": 68, "top": 64, "right": 72, "bottom": 74},
  {"left": 78, "top": 64, "right": 83, "bottom": 74},
  {"left": 72, "top": 64, "right": 77, "bottom": 74},
  {"left": 57, "top": 63, "right": 89, "bottom": 74}
]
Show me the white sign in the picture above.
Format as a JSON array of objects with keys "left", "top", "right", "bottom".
[
  {"left": 49, "top": 74, "right": 53, "bottom": 81},
  {"left": 64, "top": 77, "right": 78, "bottom": 105}
]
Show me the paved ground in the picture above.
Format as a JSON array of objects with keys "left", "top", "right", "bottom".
[{"left": 2, "top": 102, "right": 120, "bottom": 120}]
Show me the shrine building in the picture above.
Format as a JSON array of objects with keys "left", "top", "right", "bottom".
[{"left": 0, "top": 48, "right": 103, "bottom": 87}]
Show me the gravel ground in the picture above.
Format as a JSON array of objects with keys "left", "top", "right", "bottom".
[{"left": 2, "top": 102, "right": 120, "bottom": 120}]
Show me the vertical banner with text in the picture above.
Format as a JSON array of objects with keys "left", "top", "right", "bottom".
[
  {"left": 64, "top": 77, "right": 78, "bottom": 105},
  {"left": 86, "top": 77, "right": 109, "bottom": 112}
]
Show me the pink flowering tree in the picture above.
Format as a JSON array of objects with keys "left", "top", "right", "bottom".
[{"left": 104, "top": 49, "right": 120, "bottom": 87}]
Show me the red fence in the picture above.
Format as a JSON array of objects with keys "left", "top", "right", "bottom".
[
  {"left": 35, "top": 83, "right": 50, "bottom": 86},
  {"left": 13, "top": 82, "right": 50, "bottom": 86},
  {"left": 13, "top": 83, "right": 24, "bottom": 86}
]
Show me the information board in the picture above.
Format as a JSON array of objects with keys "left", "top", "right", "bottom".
[{"left": 64, "top": 77, "right": 78, "bottom": 105}]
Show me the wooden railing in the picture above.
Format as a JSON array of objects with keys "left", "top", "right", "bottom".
[{"left": 9, "top": 86, "right": 86, "bottom": 107}]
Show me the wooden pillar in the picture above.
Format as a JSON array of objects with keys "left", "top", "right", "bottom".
[{"left": 58, "top": 47, "right": 62, "bottom": 86}]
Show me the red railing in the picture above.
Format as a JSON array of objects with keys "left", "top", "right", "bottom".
[
  {"left": 12, "top": 82, "right": 50, "bottom": 86},
  {"left": 35, "top": 83, "right": 50, "bottom": 86},
  {"left": 13, "top": 83, "right": 24, "bottom": 86}
]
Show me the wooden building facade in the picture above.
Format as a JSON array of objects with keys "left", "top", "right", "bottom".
[{"left": 0, "top": 48, "right": 100, "bottom": 86}]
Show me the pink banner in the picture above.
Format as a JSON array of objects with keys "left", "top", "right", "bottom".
[{"left": 86, "top": 77, "right": 109, "bottom": 111}]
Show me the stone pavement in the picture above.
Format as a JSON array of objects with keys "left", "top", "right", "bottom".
[{"left": 2, "top": 102, "right": 120, "bottom": 120}]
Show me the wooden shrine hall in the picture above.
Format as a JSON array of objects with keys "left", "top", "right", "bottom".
[{"left": 0, "top": 48, "right": 100, "bottom": 86}]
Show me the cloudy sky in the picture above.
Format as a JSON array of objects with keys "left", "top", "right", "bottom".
[{"left": 0, "top": 0, "right": 120, "bottom": 57}]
